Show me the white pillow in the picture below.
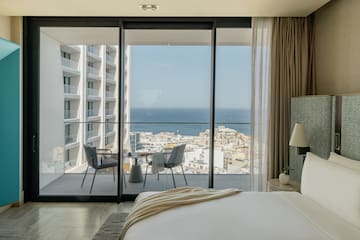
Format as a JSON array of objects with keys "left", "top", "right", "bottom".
[
  {"left": 328, "top": 152, "right": 360, "bottom": 171},
  {"left": 301, "top": 152, "right": 360, "bottom": 228}
]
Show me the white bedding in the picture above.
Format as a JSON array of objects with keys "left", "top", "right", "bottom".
[{"left": 124, "top": 192, "right": 360, "bottom": 240}]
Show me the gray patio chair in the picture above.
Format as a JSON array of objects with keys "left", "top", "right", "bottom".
[
  {"left": 81, "top": 145, "right": 119, "bottom": 193},
  {"left": 143, "top": 144, "right": 188, "bottom": 188}
]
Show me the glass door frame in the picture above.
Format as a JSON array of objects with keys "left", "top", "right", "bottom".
[{"left": 23, "top": 17, "right": 251, "bottom": 203}]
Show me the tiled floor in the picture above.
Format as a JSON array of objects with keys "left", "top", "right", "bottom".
[
  {"left": 0, "top": 202, "right": 133, "bottom": 240},
  {"left": 40, "top": 173, "right": 250, "bottom": 195}
]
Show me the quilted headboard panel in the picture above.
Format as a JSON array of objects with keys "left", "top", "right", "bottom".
[
  {"left": 340, "top": 96, "right": 360, "bottom": 161},
  {"left": 290, "top": 96, "right": 334, "bottom": 181}
]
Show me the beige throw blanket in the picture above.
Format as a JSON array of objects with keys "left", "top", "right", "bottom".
[{"left": 119, "top": 187, "right": 241, "bottom": 240}]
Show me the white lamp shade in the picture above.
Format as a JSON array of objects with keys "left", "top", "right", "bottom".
[{"left": 289, "top": 123, "right": 308, "bottom": 147}]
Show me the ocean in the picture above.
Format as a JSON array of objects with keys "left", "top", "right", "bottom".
[{"left": 128, "top": 108, "right": 251, "bottom": 136}]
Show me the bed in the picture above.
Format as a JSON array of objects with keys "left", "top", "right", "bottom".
[{"left": 123, "top": 152, "right": 360, "bottom": 240}]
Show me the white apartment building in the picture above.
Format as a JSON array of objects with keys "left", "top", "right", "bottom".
[
  {"left": 39, "top": 28, "right": 130, "bottom": 189},
  {"left": 62, "top": 44, "right": 120, "bottom": 172}
]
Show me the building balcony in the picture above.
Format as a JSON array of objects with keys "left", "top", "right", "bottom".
[
  {"left": 105, "top": 109, "right": 112, "bottom": 115},
  {"left": 87, "top": 66, "right": 100, "bottom": 76},
  {"left": 87, "top": 46, "right": 100, "bottom": 56},
  {"left": 87, "top": 130, "right": 98, "bottom": 138},
  {"left": 106, "top": 91, "right": 114, "bottom": 98},
  {"left": 62, "top": 58, "right": 78, "bottom": 70},
  {"left": 65, "top": 135, "right": 77, "bottom": 145},
  {"left": 87, "top": 88, "right": 99, "bottom": 97},
  {"left": 64, "top": 84, "right": 77, "bottom": 94},
  {"left": 64, "top": 110, "right": 77, "bottom": 119},
  {"left": 106, "top": 73, "right": 115, "bottom": 83},
  {"left": 105, "top": 124, "right": 114, "bottom": 133},
  {"left": 87, "top": 109, "right": 96, "bottom": 117},
  {"left": 106, "top": 55, "right": 115, "bottom": 65}
]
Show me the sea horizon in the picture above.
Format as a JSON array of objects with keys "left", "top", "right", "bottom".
[{"left": 128, "top": 108, "right": 251, "bottom": 136}]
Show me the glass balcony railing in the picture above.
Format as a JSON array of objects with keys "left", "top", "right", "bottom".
[
  {"left": 106, "top": 73, "right": 114, "bottom": 82},
  {"left": 87, "top": 46, "right": 100, "bottom": 56},
  {"left": 87, "top": 88, "right": 98, "bottom": 96},
  {"left": 106, "top": 123, "right": 114, "bottom": 133},
  {"left": 106, "top": 109, "right": 113, "bottom": 115},
  {"left": 87, "top": 109, "right": 96, "bottom": 117},
  {"left": 65, "top": 135, "right": 77, "bottom": 144},
  {"left": 64, "top": 84, "right": 77, "bottom": 94},
  {"left": 62, "top": 58, "right": 78, "bottom": 70},
  {"left": 87, "top": 130, "right": 97, "bottom": 138},
  {"left": 87, "top": 66, "right": 99, "bottom": 76},
  {"left": 106, "top": 55, "right": 115, "bottom": 64},
  {"left": 64, "top": 110, "right": 77, "bottom": 119},
  {"left": 106, "top": 91, "right": 114, "bottom": 98}
]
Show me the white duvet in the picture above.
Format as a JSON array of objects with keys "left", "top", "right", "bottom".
[{"left": 124, "top": 192, "right": 360, "bottom": 240}]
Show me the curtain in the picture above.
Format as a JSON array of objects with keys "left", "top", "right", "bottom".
[
  {"left": 268, "top": 17, "right": 316, "bottom": 179},
  {"left": 250, "top": 18, "right": 273, "bottom": 191}
]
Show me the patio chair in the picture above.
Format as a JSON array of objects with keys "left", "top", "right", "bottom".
[
  {"left": 81, "top": 145, "right": 118, "bottom": 193},
  {"left": 143, "top": 144, "right": 188, "bottom": 188}
]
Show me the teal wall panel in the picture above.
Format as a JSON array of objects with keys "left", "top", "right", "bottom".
[{"left": 0, "top": 43, "right": 20, "bottom": 206}]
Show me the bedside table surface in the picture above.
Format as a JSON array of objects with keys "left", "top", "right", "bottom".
[{"left": 267, "top": 178, "right": 300, "bottom": 192}]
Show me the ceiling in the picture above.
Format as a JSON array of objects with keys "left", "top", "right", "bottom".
[
  {"left": 41, "top": 28, "right": 252, "bottom": 46},
  {"left": 0, "top": 0, "right": 329, "bottom": 17}
]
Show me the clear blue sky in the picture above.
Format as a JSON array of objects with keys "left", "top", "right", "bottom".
[{"left": 129, "top": 45, "right": 251, "bottom": 109}]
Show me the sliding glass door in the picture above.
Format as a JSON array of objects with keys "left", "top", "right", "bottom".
[
  {"left": 214, "top": 28, "right": 252, "bottom": 190},
  {"left": 25, "top": 18, "right": 252, "bottom": 201},
  {"left": 122, "top": 29, "right": 211, "bottom": 194},
  {"left": 38, "top": 27, "right": 120, "bottom": 196}
]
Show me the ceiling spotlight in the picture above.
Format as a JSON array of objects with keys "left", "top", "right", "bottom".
[{"left": 140, "top": 4, "right": 159, "bottom": 11}]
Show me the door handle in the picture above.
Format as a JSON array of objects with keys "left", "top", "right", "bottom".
[{"left": 32, "top": 135, "right": 36, "bottom": 153}]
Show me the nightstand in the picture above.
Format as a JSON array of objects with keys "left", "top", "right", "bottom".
[{"left": 267, "top": 178, "right": 300, "bottom": 192}]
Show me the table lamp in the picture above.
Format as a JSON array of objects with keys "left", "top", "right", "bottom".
[{"left": 289, "top": 123, "right": 310, "bottom": 160}]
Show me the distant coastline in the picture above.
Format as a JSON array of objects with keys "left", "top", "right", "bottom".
[{"left": 129, "top": 108, "right": 251, "bottom": 136}]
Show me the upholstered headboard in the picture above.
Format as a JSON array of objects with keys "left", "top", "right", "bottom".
[
  {"left": 340, "top": 95, "right": 360, "bottom": 161},
  {"left": 290, "top": 94, "right": 360, "bottom": 181},
  {"left": 290, "top": 96, "right": 334, "bottom": 181}
]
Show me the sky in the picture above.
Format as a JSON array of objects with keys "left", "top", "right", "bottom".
[{"left": 129, "top": 44, "right": 251, "bottom": 110}]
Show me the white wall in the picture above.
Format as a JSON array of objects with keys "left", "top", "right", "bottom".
[
  {"left": 0, "top": 16, "right": 11, "bottom": 40},
  {"left": 39, "top": 32, "right": 65, "bottom": 189},
  {"left": 314, "top": 0, "right": 360, "bottom": 94}
]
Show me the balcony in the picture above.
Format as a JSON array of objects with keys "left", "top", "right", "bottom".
[
  {"left": 64, "top": 84, "right": 77, "bottom": 94},
  {"left": 87, "top": 66, "right": 99, "bottom": 76},
  {"left": 106, "top": 55, "right": 115, "bottom": 65},
  {"left": 106, "top": 73, "right": 115, "bottom": 83},
  {"left": 105, "top": 123, "right": 114, "bottom": 133},
  {"left": 87, "top": 109, "right": 96, "bottom": 117},
  {"left": 87, "top": 88, "right": 99, "bottom": 97},
  {"left": 87, "top": 46, "right": 100, "bottom": 56},
  {"left": 40, "top": 172, "right": 249, "bottom": 196},
  {"left": 87, "top": 130, "right": 97, "bottom": 138},
  {"left": 106, "top": 91, "right": 114, "bottom": 98},
  {"left": 62, "top": 58, "right": 78, "bottom": 70},
  {"left": 64, "top": 110, "right": 77, "bottom": 119},
  {"left": 105, "top": 109, "right": 114, "bottom": 115},
  {"left": 65, "top": 135, "right": 77, "bottom": 145}
]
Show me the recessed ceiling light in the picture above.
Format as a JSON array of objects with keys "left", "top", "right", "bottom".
[{"left": 140, "top": 4, "right": 159, "bottom": 11}]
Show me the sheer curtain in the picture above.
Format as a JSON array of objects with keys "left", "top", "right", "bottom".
[{"left": 250, "top": 18, "right": 273, "bottom": 191}]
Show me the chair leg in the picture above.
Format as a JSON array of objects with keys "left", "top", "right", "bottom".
[
  {"left": 143, "top": 165, "right": 149, "bottom": 188},
  {"left": 181, "top": 165, "right": 188, "bottom": 185},
  {"left": 112, "top": 167, "right": 115, "bottom": 182},
  {"left": 81, "top": 166, "right": 89, "bottom": 188},
  {"left": 157, "top": 172, "right": 160, "bottom": 181},
  {"left": 170, "top": 168, "right": 176, "bottom": 188},
  {"left": 123, "top": 172, "right": 127, "bottom": 188},
  {"left": 90, "top": 170, "right": 97, "bottom": 194}
]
